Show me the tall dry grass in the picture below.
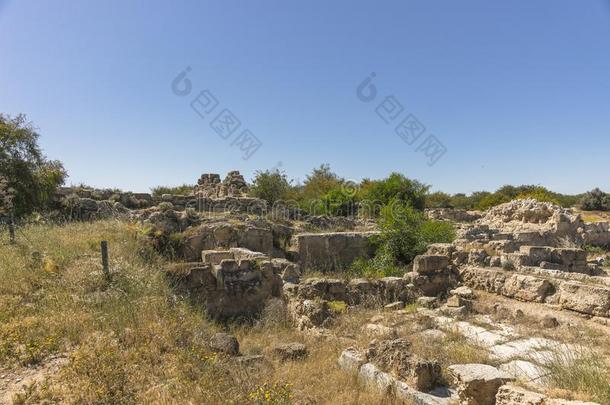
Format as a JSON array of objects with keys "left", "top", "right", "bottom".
[{"left": 1, "top": 220, "right": 385, "bottom": 404}]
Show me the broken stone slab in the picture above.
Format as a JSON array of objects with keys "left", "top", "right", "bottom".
[
  {"left": 358, "top": 362, "right": 395, "bottom": 395},
  {"left": 366, "top": 338, "right": 441, "bottom": 392},
  {"left": 495, "top": 384, "right": 546, "bottom": 405},
  {"left": 201, "top": 250, "right": 234, "bottom": 265},
  {"left": 440, "top": 305, "right": 468, "bottom": 317},
  {"left": 394, "top": 381, "right": 456, "bottom": 405},
  {"left": 385, "top": 301, "right": 405, "bottom": 311},
  {"left": 448, "top": 363, "right": 515, "bottom": 405},
  {"left": 272, "top": 342, "right": 308, "bottom": 361},
  {"left": 498, "top": 360, "right": 546, "bottom": 382},
  {"left": 450, "top": 286, "right": 475, "bottom": 299},
  {"left": 495, "top": 384, "right": 600, "bottom": 405},
  {"left": 363, "top": 323, "right": 398, "bottom": 338},
  {"left": 417, "top": 296, "right": 439, "bottom": 308},
  {"left": 338, "top": 348, "right": 366, "bottom": 374},
  {"left": 414, "top": 255, "right": 450, "bottom": 275}
]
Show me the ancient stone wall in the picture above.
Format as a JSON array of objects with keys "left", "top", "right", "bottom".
[{"left": 291, "top": 231, "right": 378, "bottom": 272}]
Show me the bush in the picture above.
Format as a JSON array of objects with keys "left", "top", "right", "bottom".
[
  {"left": 319, "top": 187, "right": 358, "bottom": 217},
  {"left": 249, "top": 169, "right": 291, "bottom": 206},
  {"left": 419, "top": 220, "right": 456, "bottom": 244},
  {"left": 151, "top": 184, "right": 194, "bottom": 197},
  {"left": 580, "top": 188, "right": 610, "bottom": 211},
  {"left": 0, "top": 114, "right": 67, "bottom": 217},
  {"left": 425, "top": 191, "right": 453, "bottom": 208},
  {"left": 371, "top": 199, "right": 456, "bottom": 267},
  {"left": 359, "top": 173, "right": 429, "bottom": 212}
]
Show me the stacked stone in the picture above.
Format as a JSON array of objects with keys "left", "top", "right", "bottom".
[
  {"left": 222, "top": 170, "right": 248, "bottom": 197},
  {"left": 194, "top": 171, "right": 248, "bottom": 198}
]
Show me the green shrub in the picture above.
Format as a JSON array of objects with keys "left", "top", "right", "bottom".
[
  {"left": 359, "top": 173, "right": 429, "bottom": 212},
  {"left": 368, "top": 199, "right": 456, "bottom": 268},
  {"left": 425, "top": 191, "right": 453, "bottom": 208},
  {"left": 419, "top": 220, "right": 456, "bottom": 244},
  {"left": 249, "top": 169, "right": 291, "bottom": 206},
  {"left": 0, "top": 114, "right": 67, "bottom": 217},
  {"left": 580, "top": 188, "right": 610, "bottom": 211}
]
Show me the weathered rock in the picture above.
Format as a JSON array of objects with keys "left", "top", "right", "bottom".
[
  {"left": 448, "top": 363, "right": 514, "bottom": 405},
  {"left": 541, "top": 314, "right": 559, "bottom": 328},
  {"left": 385, "top": 301, "right": 405, "bottom": 311},
  {"left": 495, "top": 385, "right": 545, "bottom": 405},
  {"left": 292, "top": 231, "right": 378, "bottom": 272},
  {"left": 414, "top": 255, "right": 450, "bottom": 275},
  {"left": 288, "top": 299, "right": 332, "bottom": 330},
  {"left": 338, "top": 348, "right": 366, "bottom": 374},
  {"left": 167, "top": 252, "right": 281, "bottom": 320},
  {"left": 366, "top": 338, "right": 441, "bottom": 391},
  {"left": 209, "top": 332, "right": 239, "bottom": 356},
  {"left": 495, "top": 384, "right": 599, "bottom": 405},
  {"left": 273, "top": 343, "right": 308, "bottom": 361},
  {"left": 358, "top": 362, "right": 395, "bottom": 394}
]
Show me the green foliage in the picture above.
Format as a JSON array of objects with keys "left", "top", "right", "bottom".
[
  {"left": 580, "top": 188, "right": 610, "bottom": 211},
  {"left": 349, "top": 200, "right": 456, "bottom": 278},
  {"left": 301, "top": 164, "right": 341, "bottom": 201},
  {"left": 427, "top": 185, "right": 581, "bottom": 211},
  {"left": 377, "top": 199, "right": 456, "bottom": 264},
  {"left": 319, "top": 187, "right": 358, "bottom": 217},
  {"left": 426, "top": 191, "right": 453, "bottom": 208},
  {"left": 151, "top": 184, "right": 194, "bottom": 197},
  {"left": 249, "top": 169, "right": 291, "bottom": 206},
  {"left": 359, "top": 173, "right": 429, "bottom": 212},
  {"left": 0, "top": 114, "right": 67, "bottom": 217},
  {"left": 419, "top": 220, "right": 457, "bottom": 244}
]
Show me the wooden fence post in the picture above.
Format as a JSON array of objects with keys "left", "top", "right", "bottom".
[
  {"left": 8, "top": 211, "right": 15, "bottom": 244},
  {"left": 101, "top": 240, "right": 111, "bottom": 281}
]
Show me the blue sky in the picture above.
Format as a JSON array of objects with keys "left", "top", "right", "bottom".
[{"left": 1, "top": 1, "right": 609, "bottom": 194}]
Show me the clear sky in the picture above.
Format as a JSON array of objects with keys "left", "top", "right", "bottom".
[{"left": 1, "top": 0, "right": 609, "bottom": 194}]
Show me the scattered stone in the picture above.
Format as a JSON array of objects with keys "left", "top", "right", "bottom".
[
  {"left": 273, "top": 343, "right": 308, "bottom": 361},
  {"left": 358, "top": 362, "right": 395, "bottom": 394},
  {"left": 495, "top": 384, "right": 545, "bottom": 405},
  {"left": 384, "top": 301, "right": 405, "bottom": 311},
  {"left": 441, "top": 305, "right": 468, "bottom": 317},
  {"left": 209, "top": 333, "right": 240, "bottom": 356},
  {"left": 418, "top": 329, "right": 448, "bottom": 341},
  {"left": 366, "top": 338, "right": 441, "bottom": 391},
  {"left": 338, "top": 348, "right": 366, "bottom": 374},
  {"left": 417, "top": 296, "right": 439, "bottom": 308},
  {"left": 448, "top": 363, "right": 515, "bottom": 405},
  {"left": 541, "top": 314, "right": 559, "bottom": 328},
  {"left": 363, "top": 323, "right": 398, "bottom": 338},
  {"left": 495, "top": 384, "right": 600, "bottom": 405},
  {"left": 450, "top": 286, "right": 475, "bottom": 299}
]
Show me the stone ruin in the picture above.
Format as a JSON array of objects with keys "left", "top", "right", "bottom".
[
  {"left": 194, "top": 171, "right": 249, "bottom": 198},
  {"left": 146, "top": 194, "right": 608, "bottom": 404}
]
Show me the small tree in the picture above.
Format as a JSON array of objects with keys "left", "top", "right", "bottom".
[
  {"left": 0, "top": 114, "right": 67, "bottom": 217},
  {"left": 580, "top": 188, "right": 610, "bottom": 211},
  {"left": 249, "top": 169, "right": 291, "bottom": 206},
  {"left": 359, "top": 173, "right": 429, "bottom": 212}
]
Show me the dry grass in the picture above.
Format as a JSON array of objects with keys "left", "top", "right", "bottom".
[
  {"left": 538, "top": 347, "right": 610, "bottom": 403},
  {"left": 0, "top": 220, "right": 384, "bottom": 404}
]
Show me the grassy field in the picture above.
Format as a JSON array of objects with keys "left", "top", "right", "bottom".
[{"left": 0, "top": 220, "right": 384, "bottom": 404}]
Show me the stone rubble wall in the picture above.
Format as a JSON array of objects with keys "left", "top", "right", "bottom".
[
  {"left": 460, "top": 266, "right": 610, "bottom": 318},
  {"left": 425, "top": 208, "right": 482, "bottom": 223},
  {"left": 291, "top": 231, "right": 379, "bottom": 272},
  {"left": 167, "top": 248, "right": 287, "bottom": 320}
]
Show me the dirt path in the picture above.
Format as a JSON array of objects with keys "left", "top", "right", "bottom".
[{"left": 0, "top": 355, "right": 67, "bottom": 404}]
